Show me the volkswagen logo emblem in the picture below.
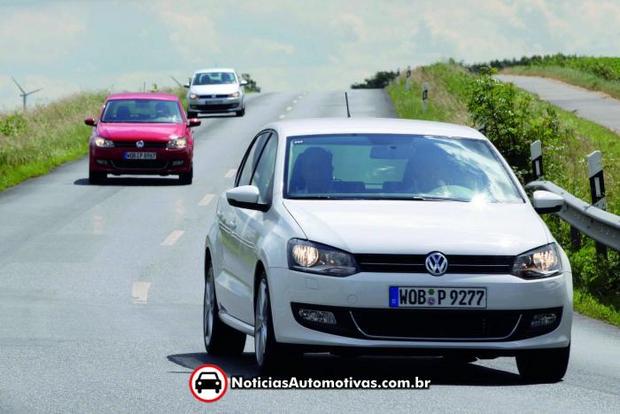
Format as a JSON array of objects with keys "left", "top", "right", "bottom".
[
  {"left": 425, "top": 252, "right": 448, "bottom": 276},
  {"left": 136, "top": 140, "right": 145, "bottom": 148}
]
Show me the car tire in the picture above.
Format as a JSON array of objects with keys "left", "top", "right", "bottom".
[
  {"left": 89, "top": 170, "right": 106, "bottom": 184},
  {"left": 179, "top": 167, "right": 193, "bottom": 185},
  {"left": 203, "top": 260, "right": 246, "bottom": 355},
  {"left": 254, "top": 273, "right": 301, "bottom": 373},
  {"left": 236, "top": 108, "right": 245, "bottom": 117},
  {"left": 516, "top": 345, "right": 570, "bottom": 383},
  {"left": 187, "top": 111, "right": 198, "bottom": 119}
]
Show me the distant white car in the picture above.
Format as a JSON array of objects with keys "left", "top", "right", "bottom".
[
  {"left": 203, "top": 118, "right": 572, "bottom": 382},
  {"left": 185, "top": 68, "right": 247, "bottom": 117}
]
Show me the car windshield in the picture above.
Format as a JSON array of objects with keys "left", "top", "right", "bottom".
[
  {"left": 101, "top": 99, "right": 182, "bottom": 123},
  {"left": 193, "top": 72, "right": 237, "bottom": 85},
  {"left": 199, "top": 373, "right": 218, "bottom": 379},
  {"left": 285, "top": 134, "right": 523, "bottom": 203}
]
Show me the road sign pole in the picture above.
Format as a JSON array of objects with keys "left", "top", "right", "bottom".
[
  {"left": 530, "top": 140, "right": 543, "bottom": 179},
  {"left": 422, "top": 82, "right": 429, "bottom": 113},
  {"left": 587, "top": 151, "right": 607, "bottom": 257}
]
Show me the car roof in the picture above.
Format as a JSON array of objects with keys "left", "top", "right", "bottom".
[
  {"left": 193, "top": 68, "right": 237, "bottom": 74},
  {"left": 265, "top": 118, "right": 487, "bottom": 140},
  {"left": 105, "top": 92, "right": 179, "bottom": 101}
]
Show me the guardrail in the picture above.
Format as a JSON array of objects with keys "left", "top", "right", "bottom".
[{"left": 527, "top": 140, "right": 619, "bottom": 253}]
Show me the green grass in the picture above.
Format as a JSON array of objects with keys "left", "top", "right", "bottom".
[
  {"left": 0, "top": 87, "right": 187, "bottom": 192},
  {"left": 574, "top": 288, "right": 620, "bottom": 327},
  {"left": 387, "top": 62, "right": 620, "bottom": 326},
  {"left": 502, "top": 65, "right": 620, "bottom": 101}
]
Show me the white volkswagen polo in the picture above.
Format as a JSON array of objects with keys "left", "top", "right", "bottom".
[{"left": 203, "top": 118, "right": 572, "bottom": 381}]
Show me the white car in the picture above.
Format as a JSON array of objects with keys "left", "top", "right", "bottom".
[
  {"left": 185, "top": 68, "right": 247, "bottom": 118},
  {"left": 203, "top": 118, "right": 572, "bottom": 381}
]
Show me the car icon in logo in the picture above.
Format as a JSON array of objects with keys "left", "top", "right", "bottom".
[
  {"left": 136, "top": 140, "right": 145, "bottom": 148},
  {"left": 195, "top": 371, "right": 222, "bottom": 394},
  {"left": 425, "top": 252, "right": 448, "bottom": 276}
]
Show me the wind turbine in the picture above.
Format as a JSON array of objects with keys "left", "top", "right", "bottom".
[
  {"left": 12, "top": 77, "right": 42, "bottom": 112},
  {"left": 170, "top": 75, "right": 183, "bottom": 88}
]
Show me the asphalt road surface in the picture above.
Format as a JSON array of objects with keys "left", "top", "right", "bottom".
[
  {"left": 496, "top": 74, "right": 620, "bottom": 133},
  {"left": 0, "top": 90, "right": 618, "bottom": 413}
]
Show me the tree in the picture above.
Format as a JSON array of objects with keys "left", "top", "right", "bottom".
[
  {"left": 351, "top": 70, "right": 399, "bottom": 89},
  {"left": 241, "top": 73, "right": 261, "bottom": 93}
]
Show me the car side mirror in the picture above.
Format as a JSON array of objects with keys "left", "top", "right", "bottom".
[
  {"left": 226, "top": 185, "right": 269, "bottom": 212},
  {"left": 183, "top": 83, "right": 190, "bottom": 88},
  {"left": 84, "top": 117, "right": 97, "bottom": 126},
  {"left": 531, "top": 190, "right": 564, "bottom": 214},
  {"left": 187, "top": 118, "right": 201, "bottom": 128},
  {"left": 240, "top": 80, "right": 248, "bottom": 86}
]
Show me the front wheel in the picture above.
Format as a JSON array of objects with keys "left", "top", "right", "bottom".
[
  {"left": 89, "top": 170, "right": 106, "bottom": 184},
  {"left": 516, "top": 345, "right": 570, "bottom": 383},
  {"left": 203, "top": 261, "right": 246, "bottom": 355},
  {"left": 235, "top": 108, "right": 245, "bottom": 117},
  {"left": 179, "top": 167, "right": 193, "bottom": 185},
  {"left": 187, "top": 111, "right": 199, "bottom": 119}
]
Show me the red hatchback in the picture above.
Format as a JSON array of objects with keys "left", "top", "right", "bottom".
[{"left": 85, "top": 92, "right": 200, "bottom": 184}]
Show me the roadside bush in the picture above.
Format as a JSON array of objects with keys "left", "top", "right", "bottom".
[{"left": 0, "top": 113, "right": 28, "bottom": 137}]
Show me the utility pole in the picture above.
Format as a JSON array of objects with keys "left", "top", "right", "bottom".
[{"left": 11, "top": 77, "right": 42, "bottom": 112}]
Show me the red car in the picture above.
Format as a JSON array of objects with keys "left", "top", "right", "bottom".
[{"left": 85, "top": 92, "right": 200, "bottom": 185}]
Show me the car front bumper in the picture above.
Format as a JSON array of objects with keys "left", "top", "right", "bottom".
[
  {"left": 267, "top": 267, "right": 572, "bottom": 353},
  {"left": 188, "top": 97, "right": 243, "bottom": 113},
  {"left": 89, "top": 147, "right": 192, "bottom": 175}
]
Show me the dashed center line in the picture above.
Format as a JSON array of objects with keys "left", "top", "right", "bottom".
[
  {"left": 161, "top": 230, "right": 184, "bottom": 246},
  {"left": 279, "top": 114, "right": 286, "bottom": 119},
  {"left": 131, "top": 281, "right": 151, "bottom": 304},
  {"left": 286, "top": 106, "right": 293, "bottom": 111},
  {"left": 225, "top": 169, "right": 237, "bottom": 178},
  {"left": 199, "top": 193, "right": 215, "bottom": 206}
]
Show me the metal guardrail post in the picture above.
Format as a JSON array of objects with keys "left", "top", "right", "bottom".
[{"left": 587, "top": 151, "right": 608, "bottom": 257}]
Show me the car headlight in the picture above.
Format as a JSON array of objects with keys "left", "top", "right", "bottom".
[
  {"left": 189, "top": 93, "right": 198, "bottom": 100},
  {"left": 288, "top": 239, "right": 358, "bottom": 276},
  {"left": 230, "top": 91, "right": 240, "bottom": 98},
  {"left": 94, "top": 137, "right": 114, "bottom": 148},
  {"left": 511, "top": 243, "right": 562, "bottom": 279},
  {"left": 167, "top": 136, "right": 187, "bottom": 149}
]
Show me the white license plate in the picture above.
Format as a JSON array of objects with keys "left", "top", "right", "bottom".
[
  {"left": 389, "top": 286, "right": 487, "bottom": 308},
  {"left": 204, "top": 99, "right": 223, "bottom": 105},
  {"left": 124, "top": 152, "right": 156, "bottom": 160}
]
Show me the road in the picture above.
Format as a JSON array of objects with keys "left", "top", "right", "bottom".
[
  {"left": 496, "top": 74, "right": 620, "bottom": 133},
  {"left": 0, "top": 90, "right": 618, "bottom": 413}
]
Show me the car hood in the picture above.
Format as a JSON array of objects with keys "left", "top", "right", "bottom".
[
  {"left": 190, "top": 84, "right": 239, "bottom": 95},
  {"left": 97, "top": 123, "right": 185, "bottom": 141},
  {"left": 282, "top": 200, "right": 550, "bottom": 256}
]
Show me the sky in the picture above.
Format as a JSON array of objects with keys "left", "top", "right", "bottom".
[{"left": 1, "top": 0, "right": 620, "bottom": 110}]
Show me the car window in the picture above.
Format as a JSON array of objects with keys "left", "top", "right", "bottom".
[
  {"left": 193, "top": 72, "right": 237, "bottom": 85},
  {"left": 236, "top": 132, "right": 271, "bottom": 187},
  {"left": 250, "top": 134, "right": 277, "bottom": 204},
  {"left": 101, "top": 99, "right": 182, "bottom": 123},
  {"left": 285, "top": 134, "right": 523, "bottom": 203}
]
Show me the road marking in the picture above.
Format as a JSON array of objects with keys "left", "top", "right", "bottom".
[
  {"left": 199, "top": 193, "right": 215, "bottom": 206},
  {"left": 161, "top": 230, "right": 184, "bottom": 246},
  {"left": 132, "top": 281, "right": 151, "bottom": 304},
  {"left": 225, "top": 169, "right": 236, "bottom": 178},
  {"left": 286, "top": 106, "right": 292, "bottom": 111},
  {"left": 279, "top": 114, "right": 286, "bottom": 119},
  {"left": 293, "top": 99, "right": 298, "bottom": 104}
]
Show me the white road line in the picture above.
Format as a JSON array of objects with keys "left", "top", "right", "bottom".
[
  {"left": 131, "top": 281, "right": 151, "bottom": 304},
  {"left": 199, "top": 193, "right": 215, "bottom": 206},
  {"left": 293, "top": 99, "right": 298, "bottom": 104},
  {"left": 225, "top": 169, "right": 236, "bottom": 178},
  {"left": 279, "top": 114, "right": 286, "bottom": 119},
  {"left": 286, "top": 106, "right": 293, "bottom": 111},
  {"left": 161, "top": 230, "right": 184, "bottom": 246}
]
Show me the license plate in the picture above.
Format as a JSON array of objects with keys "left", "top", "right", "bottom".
[
  {"left": 389, "top": 287, "right": 487, "bottom": 308},
  {"left": 204, "top": 99, "right": 223, "bottom": 105},
  {"left": 124, "top": 152, "right": 156, "bottom": 160}
]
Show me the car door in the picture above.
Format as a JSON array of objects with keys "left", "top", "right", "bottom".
[
  {"left": 216, "top": 131, "right": 271, "bottom": 323},
  {"left": 231, "top": 131, "right": 278, "bottom": 323}
]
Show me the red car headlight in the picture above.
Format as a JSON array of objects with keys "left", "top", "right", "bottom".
[
  {"left": 167, "top": 136, "right": 187, "bottom": 149},
  {"left": 94, "top": 137, "right": 114, "bottom": 148}
]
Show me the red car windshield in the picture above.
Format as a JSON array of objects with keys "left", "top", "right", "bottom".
[{"left": 101, "top": 99, "right": 183, "bottom": 124}]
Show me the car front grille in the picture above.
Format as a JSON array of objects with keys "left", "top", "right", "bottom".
[
  {"left": 190, "top": 103, "right": 238, "bottom": 111},
  {"left": 111, "top": 160, "right": 168, "bottom": 169},
  {"left": 198, "top": 94, "right": 230, "bottom": 99},
  {"left": 354, "top": 254, "right": 515, "bottom": 274},
  {"left": 113, "top": 141, "right": 167, "bottom": 148}
]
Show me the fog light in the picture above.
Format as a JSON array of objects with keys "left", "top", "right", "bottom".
[
  {"left": 172, "top": 160, "right": 184, "bottom": 166},
  {"left": 530, "top": 313, "right": 557, "bottom": 329},
  {"left": 298, "top": 309, "right": 336, "bottom": 325},
  {"left": 95, "top": 160, "right": 108, "bottom": 165}
]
